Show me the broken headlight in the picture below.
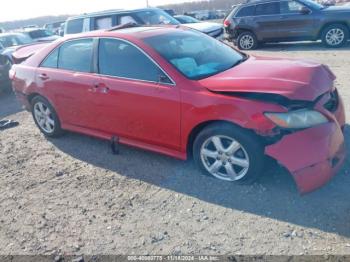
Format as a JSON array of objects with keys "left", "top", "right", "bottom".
[{"left": 264, "top": 109, "right": 328, "bottom": 129}]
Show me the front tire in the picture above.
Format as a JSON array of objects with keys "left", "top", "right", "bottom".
[
  {"left": 31, "top": 96, "right": 63, "bottom": 137},
  {"left": 237, "top": 31, "right": 258, "bottom": 50},
  {"left": 322, "top": 24, "right": 349, "bottom": 48},
  {"left": 193, "top": 123, "right": 264, "bottom": 184}
]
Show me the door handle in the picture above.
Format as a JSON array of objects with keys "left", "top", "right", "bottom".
[
  {"left": 92, "top": 83, "right": 110, "bottom": 94},
  {"left": 38, "top": 73, "right": 50, "bottom": 81},
  {"left": 100, "top": 86, "right": 110, "bottom": 94}
]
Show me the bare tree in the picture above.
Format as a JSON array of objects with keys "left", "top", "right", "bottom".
[{"left": 158, "top": 0, "right": 243, "bottom": 14}]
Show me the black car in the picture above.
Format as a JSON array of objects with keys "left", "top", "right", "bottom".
[
  {"left": 0, "top": 54, "right": 11, "bottom": 92},
  {"left": 224, "top": 0, "right": 350, "bottom": 49},
  {"left": 0, "top": 33, "right": 36, "bottom": 92}
]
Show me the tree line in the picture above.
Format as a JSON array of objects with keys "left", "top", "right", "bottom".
[{"left": 158, "top": 0, "right": 242, "bottom": 13}]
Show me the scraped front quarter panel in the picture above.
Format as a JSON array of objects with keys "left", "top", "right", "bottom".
[{"left": 265, "top": 93, "right": 346, "bottom": 194}]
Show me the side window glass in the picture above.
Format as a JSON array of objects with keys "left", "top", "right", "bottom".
[
  {"left": 255, "top": 2, "right": 280, "bottom": 15},
  {"left": 58, "top": 39, "right": 93, "bottom": 73},
  {"left": 98, "top": 38, "right": 170, "bottom": 83},
  {"left": 281, "top": 1, "right": 306, "bottom": 13},
  {"left": 41, "top": 48, "right": 59, "bottom": 68},
  {"left": 119, "top": 15, "right": 137, "bottom": 25},
  {"left": 66, "top": 19, "right": 84, "bottom": 34},
  {"left": 236, "top": 6, "right": 255, "bottom": 17},
  {"left": 95, "top": 16, "right": 113, "bottom": 30}
]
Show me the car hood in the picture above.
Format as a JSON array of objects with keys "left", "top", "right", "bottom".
[
  {"left": 184, "top": 22, "right": 223, "bottom": 34},
  {"left": 199, "top": 56, "right": 335, "bottom": 101},
  {"left": 1, "top": 46, "right": 17, "bottom": 55},
  {"left": 322, "top": 5, "right": 350, "bottom": 12}
]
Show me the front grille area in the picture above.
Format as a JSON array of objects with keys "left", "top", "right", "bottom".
[{"left": 324, "top": 89, "right": 339, "bottom": 112}]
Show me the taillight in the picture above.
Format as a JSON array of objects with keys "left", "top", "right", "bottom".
[
  {"left": 9, "top": 68, "right": 16, "bottom": 80},
  {"left": 224, "top": 20, "right": 231, "bottom": 27}
]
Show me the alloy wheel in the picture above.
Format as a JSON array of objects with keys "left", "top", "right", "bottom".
[
  {"left": 33, "top": 102, "right": 55, "bottom": 134},
  {"left": 240, "top": 35, "right": 254, "bottom": 50},
  {"left": 325, "top": 28, "right": 345, "bottom": 46},
  {"left": 200, "top": 135, "right": 250, "bottom": 181}
]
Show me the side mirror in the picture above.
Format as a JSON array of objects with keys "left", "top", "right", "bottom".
[{"left": 300, "top": 7, "right": 311, "bottom": 15}]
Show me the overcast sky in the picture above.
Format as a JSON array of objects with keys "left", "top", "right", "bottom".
[{"left": 0, "top": 0, "right": 198, "bottom": 22}]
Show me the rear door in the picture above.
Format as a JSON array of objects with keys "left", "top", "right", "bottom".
[
  {"left": 90, "top": 37, "right": 181, "bottom": 149},
  {"left": 253, "top": 1, "right": 282, "bottom": 40},
  {"left": 37, "top": 38, "right": 100, "bottom": 127},
  {"left": 279, "top": 1, "right": 315, "bottom": 39}
]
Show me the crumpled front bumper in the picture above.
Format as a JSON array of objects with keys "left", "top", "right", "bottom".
[{"left": 265, "top": 91, "right": 346, "bottom": 194}]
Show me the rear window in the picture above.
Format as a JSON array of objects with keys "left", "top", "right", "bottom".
[
  {"left": 255, "top": 2, "right": 280, "bottom": 15},
  {"left": 236, "top": 5, "right": 256, "bottom": 17},
  {"left": 58, "top": 39, "right": 93, "bottom": 72},
  {"left": 66, "top": 19, "right": 84, "bottom": 34}
]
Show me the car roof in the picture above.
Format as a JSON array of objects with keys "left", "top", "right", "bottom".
[
  {"left": 21, "top": 28, "right": 46, "bottom": 32},
  {"left": 238, "top": 0, "right": 285, "bottom": 6},
  {"left": 0, "top": 32, "right": 26, "bottom": 38},
  {"left": 61, "top": 25, "right": 190, "bottom": 42},
  {"left": 67, "top": 7, "right": 162, "bottom": 21}
]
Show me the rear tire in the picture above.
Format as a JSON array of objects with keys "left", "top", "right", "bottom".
[
  {"left": 321, "top": 24, "right": 349, "bottom": 48},
  {"left": 193, "top": 123, "right": 264, "bottom": 184},
  {"left": 31, "top": 96, "right": 64, "bottom": 138},
  {"left": 237, "top": 31, "right": 258, "bottom": 50}
]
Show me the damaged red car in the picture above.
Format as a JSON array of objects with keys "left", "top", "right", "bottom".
[{"left": 10, "top": 26, "right": 346, "bottom": 193}]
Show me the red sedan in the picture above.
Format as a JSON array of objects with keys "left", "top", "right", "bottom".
[{"left": 11, "top": 26, "right": 346, "bottom": 194}]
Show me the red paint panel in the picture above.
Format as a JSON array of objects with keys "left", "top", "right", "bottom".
[
  {"left": 265, "top": 122, "right": 346, "bottom": 193},
  {"left": 199, "top": 56, "right": 335, "bottom": 101},
  {"left": 265, "top": 123, "right": 344, "bottom": 172},
  {"left": 292, "top": 149, "right": 346, "bottom": 194}
]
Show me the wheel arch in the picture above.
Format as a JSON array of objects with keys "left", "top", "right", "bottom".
[
  {"left": 236, "top": 27, "right": 256, "bottom": 36},
  {"left": 27, "top": 92, "right": 42, "bottom": 104},
  {"left": 235, "top": 27, "right": 261, "bottom": 41},
  {"left": 318, "top": 22, "right": 350, "bottom": 39},
  {"left": 27, "top": 93, "right": 62, "bottom": 123},
  {"left": 186, "top": 120, "right": 258, "bottom": 158}
]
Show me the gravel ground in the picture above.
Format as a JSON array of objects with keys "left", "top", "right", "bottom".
[{"left": 0, "top": 41, "right": 350, "bottom": 256}]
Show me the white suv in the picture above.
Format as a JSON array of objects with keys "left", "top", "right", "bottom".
[{"left": 64, "top": 8, "right": 179, "bottom": 35}]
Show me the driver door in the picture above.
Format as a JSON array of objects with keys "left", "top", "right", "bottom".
[
  {"left": 278, "top": 0, "right": 316, "bottom": 39},
  {"left": 88, "top": 38, "right": 181, "bottom": 150}
]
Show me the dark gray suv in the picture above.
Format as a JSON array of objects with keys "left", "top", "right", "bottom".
[{"left": 224, "top": 0, "right": 350, "bottom": 49}]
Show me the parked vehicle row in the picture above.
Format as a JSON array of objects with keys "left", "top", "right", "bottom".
[
  {"left": 0, "top": 29, "right": 60, "bottom": 92},
  {"left": 10, "top": 25, "right": 346, "bottom": 193},
  {"left": 64, "top": 8, "right": 225, "bottom": 40},
  {"left": 224, "top": 0, "right": 350, "bottom": 50},
  {"left": 44, "top": 21, "right": 65, "bottom": 36},
  {"left": 185, "top": 10, "right": 228, "bottom": 20},
  {"left": 1, "top": 7, "right": 225, "bottom": 93}
]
